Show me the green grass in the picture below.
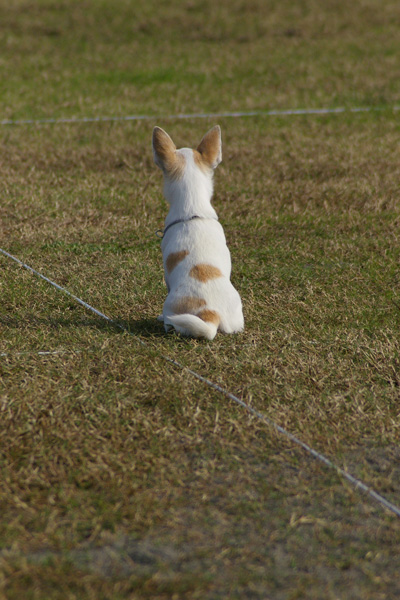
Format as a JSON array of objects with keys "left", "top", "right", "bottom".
[{"left": 1, "top": 0, "right": 400, "bottom": 598}]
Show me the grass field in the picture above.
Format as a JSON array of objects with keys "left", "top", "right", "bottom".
[{"left": 1, "top": 0, "right": 400, "bottom": 598}]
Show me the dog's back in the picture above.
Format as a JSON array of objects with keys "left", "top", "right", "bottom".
[{"left": 153, "top": 125, "right": 244, "bottom": 340}]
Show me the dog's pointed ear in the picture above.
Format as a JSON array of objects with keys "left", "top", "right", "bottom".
[
  {"left": 196, "top": 125, "right": 222, "bottom": 169},
  {"left": 152, "top": 126, "right": 178, "bottom": 172}
]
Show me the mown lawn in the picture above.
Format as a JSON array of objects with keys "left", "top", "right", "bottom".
[{"left": 1, "top": 1, "right": 400, "bottom": 598}]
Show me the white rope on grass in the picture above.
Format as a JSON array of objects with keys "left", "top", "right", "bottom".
[
  {"left": 1, "top": 245, "right": 400, "bottom": 519},
  {"left": 1, "top": 105, "right": 399, "bottom": 126},
  {"left": 0, "top": 350, "right": 80, "bottom": 358}
]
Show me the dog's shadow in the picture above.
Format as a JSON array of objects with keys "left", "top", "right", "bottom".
[
  {"left": 0, "top": 314, "right": 165, "bottom": 338},
  {"left": 0, "top": 314, "right": 198, "bottom": 345},
  {"left": 119, "top": 317, "right": 166, "bottom": 338},
  {"left": 121, "top": 317, "right": 208, "bottom": 345}
]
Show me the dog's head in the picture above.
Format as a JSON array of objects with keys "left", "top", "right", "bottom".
[{"left": 152, "top": 126, "right": 222, "bottom": 205}]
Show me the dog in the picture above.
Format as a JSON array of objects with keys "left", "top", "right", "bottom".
[{"left": 152, "top": 125, "right": 244, "bottom": 340}]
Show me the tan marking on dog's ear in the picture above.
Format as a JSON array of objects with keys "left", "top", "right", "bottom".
[
  {"left": 153, "top": 127, "right": 175, "bottom": 165},
  {"left": 166, "top": 250, "right": 189, "bottom": 273},
  {"left": 196, "top": 125, "right": 222, "bottom": 170},
  {"left": 189, "top": 264, "right": 223, "bottom": 282},
  {"left": 169, "top": 154, "right": 185, "bottom": 180},
  {"left": 152, "top": 126, "right": 185, "bottom": 179},
  {"left": 173, "top": 296, "right": 207, "bottom": 314},
  {"left": 193, "top": 149, "right": 211, "bottom": 173},
  {"left": 198, "top": 309, "right": 220, "bottom": 325}
]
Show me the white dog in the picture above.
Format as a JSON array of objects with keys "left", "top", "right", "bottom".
[{"left": 152, "top": 125, "right": 244, "bottom": 340}]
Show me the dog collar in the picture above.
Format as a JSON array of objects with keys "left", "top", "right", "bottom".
[{"left": 155, "top": 215, "right": 217, "bottom": 239}]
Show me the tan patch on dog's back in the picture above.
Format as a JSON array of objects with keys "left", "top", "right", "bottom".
[
  {"left": 173, "top": 296, "right": 206, "bottom": 314},
  {"left": 166, "top": 250, "right": 189, "bottom": 273},
  {"left": 189, "top": 264, "right": 223, "bottom": 282},
  {"left": 198, "top": 309, "right": 220, "bottom": 325}
]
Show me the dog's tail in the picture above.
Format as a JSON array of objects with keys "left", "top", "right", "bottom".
[{"left": 165, "top": 313, "right": 219, "bottom": 341}]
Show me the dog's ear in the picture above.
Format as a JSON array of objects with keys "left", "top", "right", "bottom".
[
  {"left": 152, "top": 126, "right": 178, "bottom": 172},
  {"left": 196, "top": 125, "right": 222, "bottom": 169}
]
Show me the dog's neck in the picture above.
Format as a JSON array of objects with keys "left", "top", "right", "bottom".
[
  {"left": 163, "top": 149, "right": 218, "bottom": 226},
  {"left": 164, "top": 201, "right": 218, "bottom": 227},
  {"left": 160, "top": 215, "right": 218, "bottom": 239}
]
